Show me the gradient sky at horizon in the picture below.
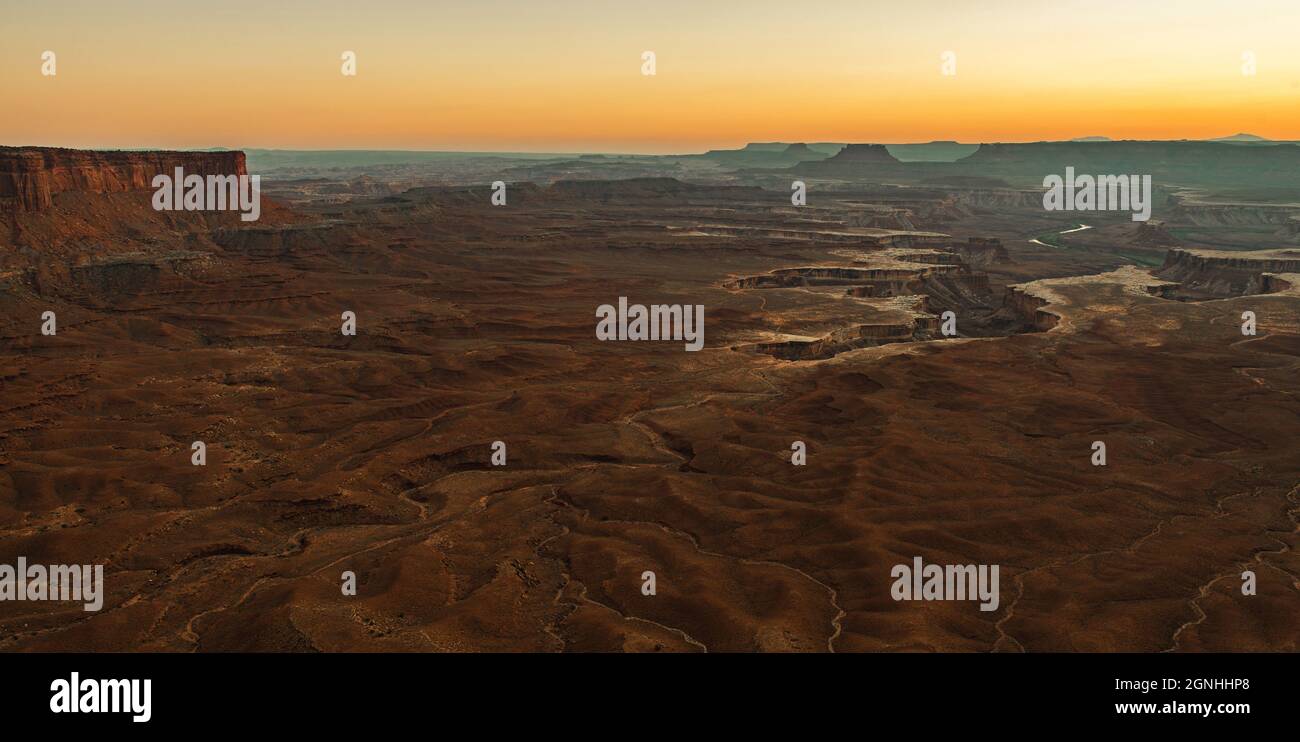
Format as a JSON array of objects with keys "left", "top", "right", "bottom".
[{"left": 3, "top": 0, "right": 1299, "bottom": 153}]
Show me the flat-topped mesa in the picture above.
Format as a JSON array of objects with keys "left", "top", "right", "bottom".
[
  {"left": 0, "top": 147, "right": 248, "bottom": 212},
  {"left": 823, "top": 143, "right": 899, "bottom": 164},
  {"left": 792, "top": 143, "right": 905, "bottom": 177}
]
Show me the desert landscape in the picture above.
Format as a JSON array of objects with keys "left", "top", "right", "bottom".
[{"left": 1, "top": 141, "right": 1297, "bottom": 652}]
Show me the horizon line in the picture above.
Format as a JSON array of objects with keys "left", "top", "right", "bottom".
[{"left": 3, "top": 134, "right": 1289, "bottom": 157}]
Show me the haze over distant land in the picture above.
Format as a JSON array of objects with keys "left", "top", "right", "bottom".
[{"left": 206, "top": 135, "right": 1300, "bottom": 175}]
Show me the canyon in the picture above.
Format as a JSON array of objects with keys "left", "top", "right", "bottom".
[{"left": 0, "top": 146, "right": 1297, "bottom": 652}]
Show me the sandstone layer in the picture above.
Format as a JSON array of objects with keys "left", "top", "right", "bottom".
[{"left": 0, "top": 147, "right": 248, "bottom": 212}]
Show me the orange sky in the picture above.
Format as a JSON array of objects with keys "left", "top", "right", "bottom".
[{"left": 4, "top": 0, "right": 1298, "bottom": 153}]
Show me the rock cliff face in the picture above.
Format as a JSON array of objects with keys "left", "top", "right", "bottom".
[
  {"left": 953, "top": 237, "right": 1010, "bottom": 267},
  {"left": 1135, "top": 220, "right": 1180, "bottom": 247},
  {"left": 0, "top": 147, "right": 248, "bottom": 211},
  {"left": 1260, "top": 273, "right": 1300, "bottom": 296},
  {"left": 1155, "top": 247, "right": 1300, "bottom": 297},
  {"left": 747, "top": 319, "right": 929, "bottom": 360},
  {"left": 1002, "top": 285, "right": 1061, "bottom": 331}
]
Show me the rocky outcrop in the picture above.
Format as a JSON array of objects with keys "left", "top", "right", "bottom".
[
  {"left": 0, "top": 147, "right": 248, "bottom": 212},
  {"left": 1165, "top": 201, "right": 1299, "bottom": 229},
  {"left": 1135, "top": 220, "right": 1179, "bottom": 247},
  {"left": 824, "top": 144, "right": 899, "bottom": 164},
  {"left": 1002, "top": 285, "right": 1060, "bottom": 331},
  {"left": 866, "top": 232, "right": 951, "bottom": 249},
  {"left": 1155, "top": 247, "right": 1300, "bottom": 297},
  {"left": 1261, "top": 273, "right": 1300, "bottom": 296},
  {"left": 843, "top": 267, "right": 990, "bottom": 302},
  {"left": 1002, "top": 266, "right": 1180, "bottom": 330},
  {"left": 953, "top": 237, "right": 1010, "bottom": 267},
  {"left": 725, "top": 240, "right": 998, "bottom": 311},
  {"left": 792, "top": 143, "right": 906, "bottom": 178},
  {"left": 745, "top": 319, "right": 931, "bottom": 361},
  {"left": 681, "top": 225, "right": 886, "bottom": 242},
  {"left": 838, "top": 205, "right": 918, "bottom": 230},
  {"left": 725, "top": 266, "right": 925, "bottom": 289},
  {"left": 212, "top": 222, "right": 362, "bottom": 257}
]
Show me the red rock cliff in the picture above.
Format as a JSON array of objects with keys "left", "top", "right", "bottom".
[{"left": 0, "top": 147, "right": 248, "bottom": 211}]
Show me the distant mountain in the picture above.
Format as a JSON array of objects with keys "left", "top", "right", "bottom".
[
  {"left": 1070, "top": 136, "right": 1111, "bottom": 142},
  {"left": 1210, "top": 133, "right": 1270, "bottom": 142}
]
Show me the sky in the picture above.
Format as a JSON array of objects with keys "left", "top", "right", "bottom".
[{"left": 3, "top": 0, "right": 1299, "bottom": 153}]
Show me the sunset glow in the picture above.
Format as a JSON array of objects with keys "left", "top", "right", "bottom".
[{"left": 4, "top": 0, "right": 1299, "bottom": 152}]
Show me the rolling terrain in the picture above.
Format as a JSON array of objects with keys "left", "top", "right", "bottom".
[{"left": 1, "top": 146, "right": 1297, "bottom": 652}]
